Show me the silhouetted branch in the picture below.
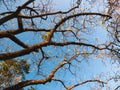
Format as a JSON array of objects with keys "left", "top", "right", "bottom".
[
  {"left": 0, "top": 41, "right": 49, "bottom": 60},
  {"left": 115, "top": 86, "right": 120, "bottom": 90},
  {"left": 8, "top": 33, "right": 29, "bottom": 48},
  {"left": 17, "top": 16, "right": 23, "bottom": 30},
  {"left": 38, "top": 48, "right": 45, "bottom": 67},
  {"left": 0, "top": 28, "right": 81, "bottom": 39},
  {"left": 4, "top": 53, "right": 79, "bottom": 90},
  {"left": 47, "top": 12, "right": 112, "bottom": 42},
  {"left": 0, "top": 11, "right": 14, "bottom": 15},
  {"left": 0, "top": 0, "right": 34, "bottom": 25},
  {"left": 0, "top": 41, "right": 109, "bottom": 60},
  {"left": 52, "top": 78, "right": 67, "bottom": 89},
  {"left": 69, "top": 80, "right": 106, "bottom": 90}
]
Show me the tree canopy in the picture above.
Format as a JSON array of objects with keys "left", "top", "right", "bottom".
[{"left": 0, "top": 0, "right": 120, "bottom": 90}]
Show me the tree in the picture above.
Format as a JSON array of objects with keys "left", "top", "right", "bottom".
[
  {"left": 0, "top": 59, "right": 30, "bottom": 90},
  {"left": 0, "top": 0, "right": 120, "bottom": 90}
]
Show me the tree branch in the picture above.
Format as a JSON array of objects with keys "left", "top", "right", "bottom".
[
  {"left": 0, "top": 0, "right": 34, "bottom": 25},
  {"left": 69, "top": 80, "right": 106, "bottom": 90},
  {"left": 0, "top": 28, "right": 80, "bottom": 38},
  {"left": 52, "top": 78, "right": 107, "bottom": 90},
  {"left": 115, "top": 86, "right": 120, "bottom": 90},
  {"left": 0, "top": 41, "right": 49, "bottom": 60},
  {"left": 49, "top": 41, "right": 107, "bottom": 50},
  {"left": 18, "top": 12, "right": 112, "bottom": 19},
  {"left": 52, "top": 78, "right": 67, "bottom": 89},
  {"left": 17, "top": 16, "right": 23, "bottom": 30},
  {"left": 7, "top": 33, "right": 29, "bottom": 48},
  {"left": 3, "top": 55, "right": 70, "bottom": 90},
  {"left": 47, "top": 12, "right": 112, "bottom": 42},
  {"left": 0, "top": 40, "right": 107, "bottom": 60},
  {"left": 0, "top": 28, "right": 49, "bottom": 38}
]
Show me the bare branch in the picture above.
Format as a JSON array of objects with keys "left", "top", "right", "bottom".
[
  {"left": 0, "top": 41, "right": 107, "bottom": 60},
  {"left": 7, "top": 33, "right": 29, "bottom": 48},
  {"left": 0, "top": 0, "right": 34, "bottom": 25},
  {"left": 4, "top": 52, "right": 79, "bottom": 90},
  {"left": 38, "top": 48, "right": 45, "bottom": 67},
  {"left": 16, "top": 0, "right": 35, "bottom": 13},
  {"left": 0, "top": 39, "right": 111, "bottom": 60},
  {"left": 47, "top": 12, "right": 112, "bottom": 42},
  {"left": 69, "top": 80, "right": 107, "bottom": 90},
  {"left": 0, "top": 28, "right": 80, "bottom": 39},
  {"left": 0, "top": 41, "right": 49, "bottom": 60},
  {"left": 0, "top": 13, "right": 17, "bottom": 26},
  {"left": 115, "top": 86, "right": 120, "bottom": 90},
  {"left": 0, "top": 11, "right": 14, "bottom": 15},
  {"left": 18, "top": 12, "right": 112, "bottom": 19},
  {"left": 49, "top": 41, "right": 107, "bottom": 50},
  {"left": 4, "top": 56, "right": 67, "bottom": 90},
  {"left": 17, "top": 16, "right": 23, "bottom": 30},
  {"left": 52, "top": 78, "right": 67, "bottom": 89},
  {"left": 0, "top": 28, "right": 49, "bottom": 38}
]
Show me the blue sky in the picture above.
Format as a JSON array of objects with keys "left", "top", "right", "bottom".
[{"left": 0, "top": 0, "right": 120, "bottom": 90}]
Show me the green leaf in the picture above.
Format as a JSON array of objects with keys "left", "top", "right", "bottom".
[{"left": 42, "top": 34, "right": 47, "bottom": 40}]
